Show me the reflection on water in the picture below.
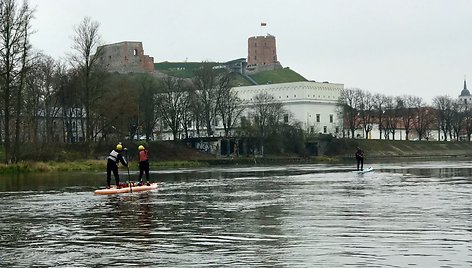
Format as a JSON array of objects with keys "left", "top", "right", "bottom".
[{"left": 1, "top": 161, "right": 472, "bottom": 267}]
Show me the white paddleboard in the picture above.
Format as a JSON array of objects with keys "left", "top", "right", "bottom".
[{"left": 352, "top": 167, "right": 374, "bottom": 174}]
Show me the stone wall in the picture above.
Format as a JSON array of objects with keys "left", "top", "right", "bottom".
[{"left": 98, "top": 41, "right": 155, "bottom": 73}]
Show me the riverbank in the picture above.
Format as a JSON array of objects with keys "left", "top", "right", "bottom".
[
  {"left": 324, "top": 139, "right": 472, "bottom": 160},
  {"left": 1, "top": 139, "right": 471, "bottom": 173}
]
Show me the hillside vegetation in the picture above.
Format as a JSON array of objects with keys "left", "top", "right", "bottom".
[
  {"left": 154, "top": 62, "right": 307, "bottom": 85},
  {"left": 250, "top": 68, "right": 307, "bottom": 84}
]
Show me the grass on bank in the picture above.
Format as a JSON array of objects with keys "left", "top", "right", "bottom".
[{"left": 0, "top": 160, "right": 209, "bottom": 174}]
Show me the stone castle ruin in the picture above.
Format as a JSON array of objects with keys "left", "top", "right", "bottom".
[
  {"left": 97, "top": 41, "right": 155, "bottom": 73},
  {"left": 98, "top": 34, "right": 283, "bottom": 75}
]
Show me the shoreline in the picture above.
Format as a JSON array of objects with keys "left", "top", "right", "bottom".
[{"left": 0, "top": 154, "right": 470, "bottom": 174}]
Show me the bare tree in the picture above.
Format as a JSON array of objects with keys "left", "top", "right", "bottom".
[
  {"left": 192, "top": 62, "right": 230, "bottom": 136},
  {"left": 382, "top": 96, "right": 397, "bottom": 139},
  {"left": 94, "top": 76, "right": 138, "bottom": 143},
  {"left": 372, "top": 93, "right": 387, "bottom": 139},
  {"left": 69, "top": 17, "right": 103, "bottom": 146},
  {"left": 410, "top": 97, "right": 435, "bottom": 140},
  {"left": 357, "top": 90, "right": 374, "bottom": 139},
  {"left": 0, "top": 0, "right": 34, "bottom": 163},
  {"left": 218, "top": 86, "right": 245, "bottom": 136},
  {"left": 397, "top": 95, "right": 418, "bottom": 140},
  {"left": 337, "top": 88, "right": 361, "bottom": 138},
  {"left": 251, "top": 92, "right": 285, "bottom": 156},
  {"left": 463, "top": 102, "right": 472, "bottom": 141},
  {"left": 433, "top": 95, "right": 453, "bottom": 141},
  {"left": 450, "top": 100, "right": 465, "bottom": 140},
  {"left": 156, "top": 76, "right": 187, "bottom": 140},
  {"left": 135, "top": 74, "right": 158, "bottom": 141}
]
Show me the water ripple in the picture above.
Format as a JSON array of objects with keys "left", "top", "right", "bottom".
[{"left": 1, "top": 162, "right": 472, "bottom": 267}]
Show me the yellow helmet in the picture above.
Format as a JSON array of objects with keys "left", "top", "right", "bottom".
[
  {"left": 116, "top": 143, "right": 123, "bottom": 151},
  {"left": 138, "top": 145, "right": 145, "bottom": 151}
]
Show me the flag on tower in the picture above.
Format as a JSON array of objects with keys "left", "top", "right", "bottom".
[{"left": 261, "top": 22, "right": 267, "bottom": 26}]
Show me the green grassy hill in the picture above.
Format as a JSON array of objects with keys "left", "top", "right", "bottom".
[
  {"left": 250, "top": 68, "right": 307, "bottom": 84},
  {"left": 154, "top": 62, "right": 210, "bottom": 78},
  {"left": 155, "top": 62, "right": 307, "bottom": 85}
]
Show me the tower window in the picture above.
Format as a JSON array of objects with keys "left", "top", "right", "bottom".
[{"left": 133, "top": 49, "right": 138, "bottom": 56}]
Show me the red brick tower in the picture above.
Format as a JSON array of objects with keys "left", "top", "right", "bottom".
[{"left": 247, "top": 34, "right": 281, "bottom": 73}]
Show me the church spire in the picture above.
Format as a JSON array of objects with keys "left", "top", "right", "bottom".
[{"left": 460, "top": 77, "right": 471, "bottom": 97}]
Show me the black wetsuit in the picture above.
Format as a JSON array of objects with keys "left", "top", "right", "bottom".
[
  {"left": 355, "top": 149, "right": 364, "bottom": 171},
  {"left": 107, "top": 149, "right": 128, "bottom": 187}
]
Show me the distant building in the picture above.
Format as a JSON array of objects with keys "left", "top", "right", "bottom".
[
  {"left": 97, "top": 41, "right": 155, "bottom": 73},
  {"left": 235, "top": 81, "right": 343, "bottom": 135},
  {"left": 459, "top": 79, "right": 471, "bottom": 105},
  {"left": 247, "top": 34, "right": 282, "bottom": 73},
  {"left": 158, "top": 81, "right": 343, "bottom": 142}
]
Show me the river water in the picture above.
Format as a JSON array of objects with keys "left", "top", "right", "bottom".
[{"left": 0, "top": 161, "right": 471, "bottom": 267}]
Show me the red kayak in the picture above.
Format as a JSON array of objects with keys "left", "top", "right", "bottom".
[{"left": 95, "top": 183, "right": 158, "bottom": 195}]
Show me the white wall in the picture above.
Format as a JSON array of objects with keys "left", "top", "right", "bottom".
[{"left": 234, "top": 81, "right": 343, "bottom": 135}]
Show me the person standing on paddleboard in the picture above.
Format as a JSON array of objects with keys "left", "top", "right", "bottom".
[
  {"left": 107, "top": 143, "right": 128, "bottom": 189},
  {"left": 355, "top": 147, "right": 364, "bottom": 171},
  {"left": 138, "top": 145, "right": 150, "bottom": 186}
]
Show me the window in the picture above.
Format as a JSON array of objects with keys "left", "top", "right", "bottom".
[
  {"left": 133, "top": 49, "right": 138, "bottom": 56},
  {"left": 316, "top": 114, "right": 320, "bottom": 122},
  {"left": 329, "top": 114, "right": 334, "bottom": 123},
  {"left": 284, "top": 114, "right": 289, "bottom": 123},
  {"left": 323, "top": 126, "right": 327, "bottom": 133},
  {"left": 310, "top": 126, "right": 315, "bottom": 133}
]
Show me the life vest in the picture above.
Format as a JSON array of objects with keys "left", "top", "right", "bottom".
[
  {"left": 108, "top": 150, "right": 119, "bottom": 163},
  {"left": 139, "top": 150, "right": 149, "bottom": 162}
]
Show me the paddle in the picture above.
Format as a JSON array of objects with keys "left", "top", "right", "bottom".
[{"left": 125, "top": 148, "right": 132, "bottom": 193}]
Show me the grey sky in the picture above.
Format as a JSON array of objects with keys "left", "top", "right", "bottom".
[{"left": 29, "top": 0, "right": 472, "bottom": 103}]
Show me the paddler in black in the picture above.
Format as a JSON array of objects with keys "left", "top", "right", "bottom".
[
  {"left": 355, "top": 147, "right": 364, "bottom": 171},
  {"left": 107, "top": 143, "right": 128, "bottom": 189}
]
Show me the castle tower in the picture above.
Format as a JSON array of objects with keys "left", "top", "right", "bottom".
[
  {"left": 247, "top": 34, "right": 282, "bottom": 73},
  {"left": 97, "top": 41, "right": 155, "bottom": 73}
]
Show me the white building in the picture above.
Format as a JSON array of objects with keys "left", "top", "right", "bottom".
[{"left": 234, "top": 81, "right": 343, "bottom": 135}]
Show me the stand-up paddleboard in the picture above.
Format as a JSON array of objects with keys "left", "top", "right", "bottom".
[
  {"left": 95, "top": 183, "right": 158, "bottom": 195},
  {"left": 352, "top": 167, "right": 374, "bottom": 174}
]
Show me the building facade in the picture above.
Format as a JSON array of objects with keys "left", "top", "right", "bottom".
[{"left": 235, "top": 81, "right": 343, "bottom": 135}]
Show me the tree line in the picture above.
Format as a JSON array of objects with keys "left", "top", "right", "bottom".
[
  {"left": 0, "top": 2, "right": 304, "bottom": 163},
  {"left": 338, "top": 88, "right": 472, "bottom": 141}
]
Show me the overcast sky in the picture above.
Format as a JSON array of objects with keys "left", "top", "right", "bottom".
[{"left": 28, "top": 0, "right": 472, "bottom": 103}]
